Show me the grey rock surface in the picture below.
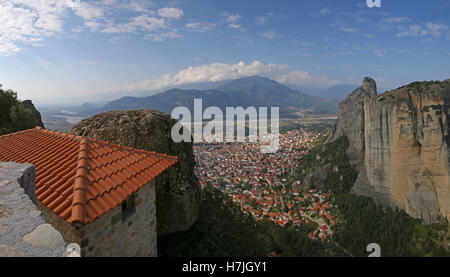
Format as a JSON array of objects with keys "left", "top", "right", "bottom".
[
  {"left": 331, "top": 77, "right": 377, "bottom": 170},
  {"left": 303, "top": 164, "right": 332, "bottom": 191},
  {"left": 0, "top": 162, "right": 66, "bottom": 257},
  {"left": 23, "top": 224, "right": 65, "bottom": 249}
]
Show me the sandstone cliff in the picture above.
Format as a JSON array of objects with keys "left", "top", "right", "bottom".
[
  {"left": 351, "top": 80, "right": 450, "bottom": 223},
  {"left": 331, "top": 77, "right": 377, "bottom": 170},
  {"left": 68, "top": 110, "right": 201, "bottom": 236}
]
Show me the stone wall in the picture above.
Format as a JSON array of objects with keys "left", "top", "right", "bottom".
[
  {"left": 79, "top": 179, "right": 158, "bottom": 257},
  {"left": 0, "top": 162, "right": 66, "bottom": 257}
]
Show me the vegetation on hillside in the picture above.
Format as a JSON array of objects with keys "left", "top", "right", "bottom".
[{"left": 0, "top": 85, "right": 41, "bottom": 135}]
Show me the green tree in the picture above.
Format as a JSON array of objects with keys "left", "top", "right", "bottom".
[{"left": 0, "top": 85, "right": 40, "bottom": 135}]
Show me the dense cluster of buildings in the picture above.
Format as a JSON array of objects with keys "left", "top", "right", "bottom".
[{"left": 194, "top": 129, "right": 337, "bottom": 242}]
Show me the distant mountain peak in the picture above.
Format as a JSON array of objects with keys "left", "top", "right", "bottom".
[{"left": 217, "top": 75, "right": 289, "bottom": 93}]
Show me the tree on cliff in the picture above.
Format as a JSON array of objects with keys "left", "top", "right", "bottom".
[{"left": 0, "top": 85, "right": 42, "bottom": 135}]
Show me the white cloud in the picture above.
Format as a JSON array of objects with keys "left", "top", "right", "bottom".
[
  {"left": 319, "top": 8, "right": 331, "bottom": 15},
  {"left": 290, "top": 40, "right": 313, "bottom": 47},
  {"left": 338, "top": 51, "right": 356, "bottom": 56},
  {"left": 72, "top": 2, "right": 105, "bottom": 21},
  {"left": 0, "top": 38, "right": 20, "bottom": 55},
  {"left": 185, "top": 22, "right": 215, "bottom": 32},
  {"left": 396, "top": 22, "right": 448, "bottom": 39},
  {"left": 228, "top": 23, "right": 243, "bottom": 30},
  {"left": 396, "top": 24, "right": 424, "bottom": 37},
  {"left": 382, "top": 17, "right": 411, "bottom": 24},
  {"left": 225, "top": 14, "right": 241, "bottom": 23},
  {"left": 0, "top": 0, "right": 69, "bottom": 55},
  {"left": 339, "top": 27, "right": 357, "bottom": 33},
  {"left": 157, "top": 7, "right": 183, "bottom": 19},
  {"left": 373, "top": 49, "right": 386, "bottom": 57},
  {"left": 425, "top": 22, "right": 448, "bottom": 37},
  {"left": 260, "top": 29, "right": 280, "bottom": 39},
  {"left": 125, "top": 61, "right": 288, "bottom": 91},
  {"left": 254, "top": 12, "right": 282, "bottom": 25},
  {"left": 102, "top": 14, "right": 166, "bottom": 33},
  {"left": 276, "top": 71, "right": 312, "bottom": 84},
  {"left": 223, "top": 13, "right": 244, "bottom": 30},
  {"left": 147, "top": 30, "right": 182, "bottom": 42},
  {"left": 276, "top": 71, "right": 341, "bottom": 88},
  {"left": 0, "top": 1, "right": 185, "bottom": 55}
]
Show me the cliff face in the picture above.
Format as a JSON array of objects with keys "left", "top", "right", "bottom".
[
  {"left": 68, "top": 109, "right": 201, "bottom": 236},
  {"left": 331, "top": 77, "right": 377, "bottom": 169},
  {"left": 351, "top": 80, "right": 450, "bottom": 223},
  {"left": 21, "top": 100, "right": 44, "bottom": 128}
]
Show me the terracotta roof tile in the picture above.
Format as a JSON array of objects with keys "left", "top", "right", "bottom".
[{"left": 0, "top": 127, "right": 177, "bottom": 225}]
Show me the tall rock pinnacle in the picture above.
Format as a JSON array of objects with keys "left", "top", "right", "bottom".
[
  {"left": 331, "top": 77, "right": 377, "bottom": 169},
  {"left": 361, "top": 77, "right": 377, "bottom": 97}
]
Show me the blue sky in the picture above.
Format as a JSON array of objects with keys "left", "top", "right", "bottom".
[{"left": 0, "top": 0, "right": 449, "bottom": 106}]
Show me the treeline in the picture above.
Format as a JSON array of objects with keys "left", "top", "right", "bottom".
[
  {"left": 333, "top": 193, "right": 449, "bottom": 257},
  {"left": 0, "top": 85, "right": 42, "bottom": 135}
]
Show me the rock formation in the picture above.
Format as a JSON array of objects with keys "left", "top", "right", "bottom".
[
  {"left": 331, "top": 77, "right": 377, "bottom": 170},
  {"left": 330, "top": 77, "right": 450, "bottom": 223},
  {"left": 303, "top": 164, "right": 332, "bottom": 190},
  {"left": 21, "top": 100, "right": 44, "bottom": 128},
  {"left": 352, "top": 80, "right": 450, "bottom": 223},
  {"left": 68, "top": 109, "right": 201, "bottom": 236}
]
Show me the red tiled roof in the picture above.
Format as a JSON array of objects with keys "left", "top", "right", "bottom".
[{"left": 0, "top": 127, "right": 177, "bottom": 226}]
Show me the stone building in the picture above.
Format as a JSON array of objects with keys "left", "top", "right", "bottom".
[{"left": 0, "top": 127, "right": 178, "bottom": 257}]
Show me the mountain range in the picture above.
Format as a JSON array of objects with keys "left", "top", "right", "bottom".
[{"left": 75, "top": 76, "right": 340, "bottom": 117}]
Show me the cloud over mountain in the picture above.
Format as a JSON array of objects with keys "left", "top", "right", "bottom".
[{"left": 125, "top": 61, "right": 288, "bottom": 91}]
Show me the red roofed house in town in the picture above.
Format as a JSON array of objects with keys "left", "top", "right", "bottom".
[{"left": 0, "top": 127, "right": 178, "bottom": 257}]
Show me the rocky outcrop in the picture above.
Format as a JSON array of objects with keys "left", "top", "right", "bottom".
[
  {"left": 303, "top": 164, "right": 332, "bottom": 190},
  {"left": 351, "top": 80, "right": 450, "bottom": 223},
  {"left": 331, "top": 77, "right": 377, "bottom": 170},
  {"left": 68, "top": 109, "right": 201, "bottom": 236},
  {"left": 21, "top": 100, "right": 44, "bottom": 128}
]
